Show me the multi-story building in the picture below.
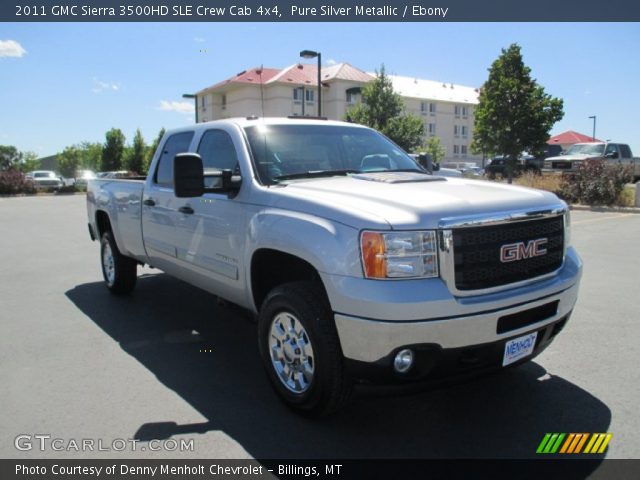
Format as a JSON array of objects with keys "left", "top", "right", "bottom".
[{"left": 195, "top": 63, "right": 481, "bottom": 163}]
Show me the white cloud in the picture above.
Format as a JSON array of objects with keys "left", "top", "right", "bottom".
[
  {"left": 0, "top": 40, "right": 27, "bottom": 58},
  {"left": 193, "top": 37, "right": 206, "bottom": 43},
  {"left": 326, "top": 58, "right": 337, "bottom": 66},
  {"left": 92, "top": 77, "right": 121, "bottom": 93},
  {"left": 158, "top": 100, "right": 195, "bottom": 114}
]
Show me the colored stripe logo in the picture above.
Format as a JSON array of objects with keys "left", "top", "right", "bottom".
[{"left": 536, "top": 433, "right": 612, "bottom": 454}]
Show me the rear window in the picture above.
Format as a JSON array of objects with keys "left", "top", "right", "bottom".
[{"left": 620, "top": 144, "right": 632, "bottom": 158}]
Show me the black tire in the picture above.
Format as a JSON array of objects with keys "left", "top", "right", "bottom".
[
  {"left": 100, "top": 231, "right": 137, "bottom": 295},
  {"left": 258, "top": 281, "right": 352, "bottom": 417}
]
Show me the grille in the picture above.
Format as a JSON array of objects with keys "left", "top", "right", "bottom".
[{"left": 452, "top": 216, "right": 564, "bottom": 290}]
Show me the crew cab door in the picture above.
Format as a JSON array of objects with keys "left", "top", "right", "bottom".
[
  {"left": 173, "top": 128, "right": 247, "bottom": 305},
  {"left": 141, "top": 131, "right": 194, "bottom": 274}
]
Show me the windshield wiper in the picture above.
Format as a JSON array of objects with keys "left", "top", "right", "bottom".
[{"left": 274, "top": 169, "right": 359, "bottom": 181}]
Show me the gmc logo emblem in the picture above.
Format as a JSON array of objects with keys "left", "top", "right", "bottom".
[{"left": 500, "top": 238, "right": 548, "bottom": 263}]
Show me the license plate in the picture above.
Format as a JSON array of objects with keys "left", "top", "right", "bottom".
[{"left": 502, "top": 332, "right": 538, "bottom": 366}]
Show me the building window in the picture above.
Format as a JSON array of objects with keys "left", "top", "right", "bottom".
[
  {"left": 461, "top": 145, "right": 468, "bottom": 157},
  {"left": 293, "top": 87, "right": 303, "bottom": 104},
  {"left": 462, "top": 106, "right": 468, "bottom": 118},
  {"left": 221, "top": 94, "right": 226, "bottom": 110},
  {"left": 427, "top": 123, "right": 436, "bottom": 135},
  {"left": 454, "top": 125, "right": 460, "bottom": 137},
  {"left": 429, "top": 102, "right": 436, "bottom": 115},
  {"left": 346, "top": 87, "right": 360, "bottom": 105},
  {"left": 421, "top": 101, "right": 428, "bottom": 115},
  {"left": 461, "top": 126, "right": 468, "bottom": 138},
  {"left": 201, "top": 95, "right": 206, "bottom": 112},
  {"left": 305, "top": 89, "right": 314, "bottom": 103},
  {"left": 455, "top": 105, "right": 460, "bottom": 117},
  {"left": 453, "top": 145, "right": 460, "bottom": 155}
]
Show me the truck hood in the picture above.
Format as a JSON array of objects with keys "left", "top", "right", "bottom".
[{"left": 267, "top": 172, "right": 563, "bottom": 230}]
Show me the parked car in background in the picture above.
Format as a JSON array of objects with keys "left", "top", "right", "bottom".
[
  {"left": 461, "top": 166, "right": 484, "bottom": 178},
  {"left": 74, "top": 170, "right": 97, "bottom": 188},
  {"left": 408, "top": 153, "right": 463, "bottom": 178},
  {"left": 442, "top": 161, "right": 477, "bottom": 171},
  {"left": 485, "top": 156, "right": 522, "bottom": 178},
  {"left": 520, "top": 145, "right": 564, "bottom": 173},
  {"left": 543, "top": 142, "right": 640, "bottom": 180},
  {"left": 26, "top": 171, "right": 64, "bottom": 191}
]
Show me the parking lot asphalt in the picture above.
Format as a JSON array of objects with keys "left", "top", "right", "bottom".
[{"left": 1, "top": 195, "right": 639, "bottom": 461}]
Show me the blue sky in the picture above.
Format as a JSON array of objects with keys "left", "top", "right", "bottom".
[{"left": 1, "top": 22, "right": 639, "bottom": 157}]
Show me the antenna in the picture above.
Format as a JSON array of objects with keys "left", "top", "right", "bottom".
[{"left": 259, "top": 65, "right": 265, "bottom": 118}]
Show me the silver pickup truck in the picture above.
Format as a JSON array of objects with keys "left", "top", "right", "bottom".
[
  {"left": 87, "top": 117, "right": 582, "bottom": 416},
  {"left": 543, "top": 141, "right": 640, "bottom": 180}
]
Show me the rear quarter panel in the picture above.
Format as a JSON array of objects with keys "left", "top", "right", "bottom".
[{"left": 87, "top": 179, "right": 147, "bottom": 261}]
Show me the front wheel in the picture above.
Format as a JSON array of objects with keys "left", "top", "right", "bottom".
[
  {"left": 100, "top": 231, "right": 137, "bottom": 294},
  {"left": 258, "top": 281, "right": 352, "bottom": 416}
]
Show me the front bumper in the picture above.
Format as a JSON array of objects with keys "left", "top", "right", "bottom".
[
  {"left": 324, "top": 247, "right": 582, "bottom": 369},
  {"left": 344, "top": 314, "right": 570, "bottom": 384}
]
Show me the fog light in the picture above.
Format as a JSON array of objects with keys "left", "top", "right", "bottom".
[{"left": 393, "top": 349, "right": 414, "bottom": 373}]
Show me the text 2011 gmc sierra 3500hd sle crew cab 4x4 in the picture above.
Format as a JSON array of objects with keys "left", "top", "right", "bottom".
[{"left": 87, "top": 118, "right": 582, "bottom": 416}]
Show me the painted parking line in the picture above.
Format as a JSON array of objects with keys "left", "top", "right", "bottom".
[{"left": 573, "top": 213, "right": 634, "bottom": 226}]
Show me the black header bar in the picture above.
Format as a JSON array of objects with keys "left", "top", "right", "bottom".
[{"left": 4, "top": 0, "right": 640, "bottom": 22}]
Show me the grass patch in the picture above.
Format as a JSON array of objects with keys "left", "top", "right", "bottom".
[
  {"left": 514, "top": 172, "right": 563, "bottom": 194},
  {"left": 617, "top": 185, "right": 636, "bottom": 207}
]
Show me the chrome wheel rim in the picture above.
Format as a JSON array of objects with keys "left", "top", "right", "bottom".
[
  {"left": 102, "top": 242, "right": 115, "bottom": 286},
  {"left": 269, "top": 312, "right": 315, "bottom": 394}
]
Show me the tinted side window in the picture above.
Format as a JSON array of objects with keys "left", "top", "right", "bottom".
[
  {"left": 620, "top": 145, "right": 632, "bottom": 158},
  {"left": 154, "top": 132, "right": 194, "bottom": 187},
  {"left": 197, "top": 129, "right": 239, "bottom": 172}
]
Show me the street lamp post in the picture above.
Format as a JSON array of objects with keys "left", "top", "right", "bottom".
[
  {"left": 588, "top": 115, "right": 596, "bottom": 142},
  {"left": 183, "top": 93, "right": 198, "bottom": 123},
  {"left": 300, "top": 50, "right": 321, "bottom": 117}
]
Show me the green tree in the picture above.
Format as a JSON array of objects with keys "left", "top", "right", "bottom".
[
  {"left": 145, "top": 127, "right": 165, "bottom": 173},
  {"left": 423, "top": 137, "right": 446, "bottom": 165},
  {"left": 471, "top": 43, "right": 564, "bottom": 183},
  {"left": 78, "top": 142, "right": 103, "bottom": 171},
  {"left": 125, "top": 129, "right": 146, "bottom": 174},
  {"left": 19, "top": 152, "right": 41, "bottom": 173},
  {"left": 0, "top": 145, "right": 22, "bottom": 171},
  {"left": 101, "top": 128, "right": 126, "bottom": 172},
  {"left": 57, "top": 145, "right": 83, "bottom": 178},
  {"left": 346, "top": 65, "right": 424, "bottom": 152}
]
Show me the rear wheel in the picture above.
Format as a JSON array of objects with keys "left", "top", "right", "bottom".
[
  {"left": 100, "top": 231, "right": 137, "bottom": 294},
  {"left": 258, "top": 281, "right": 352, "bottom": 416}
]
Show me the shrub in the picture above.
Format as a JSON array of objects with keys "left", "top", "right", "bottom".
[
  {"left": 558, "top": 160, "right": 633, "bottom": 206},
  {"left": 0, "top": 170, "right": 37, "bottom": 195}
]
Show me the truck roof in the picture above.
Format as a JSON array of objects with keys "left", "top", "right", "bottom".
[{"left": 164, "top": 117, "right": 370, "bottom": 136}]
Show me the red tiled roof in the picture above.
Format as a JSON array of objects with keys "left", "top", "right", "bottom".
[
  {"left": 199, "top": 62, "right": 374, "bottom": 93},
  {"left": 548, "top": 130, "right": 601, "bottom": 144},
  {"left": 199, "top": 67, "right": 280, "bottom": 92},
  {"left": 268, "top": 63, "right": 318, "bottom": 85}
]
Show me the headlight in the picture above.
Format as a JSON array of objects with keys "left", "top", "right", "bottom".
[{"left": 360, "top": 230, "right": 438, "bottom": 279}]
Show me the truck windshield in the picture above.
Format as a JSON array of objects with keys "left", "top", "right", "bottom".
[
  {"left": 244, "top": 124, "right": 421, "bottom": 184},
  {"left": 566, "top": 144, "right": 605, "bottom": 156}
]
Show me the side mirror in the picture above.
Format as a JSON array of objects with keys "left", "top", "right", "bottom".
[
  {"left": 432, "top": 163, "right": 440, "bottom": 171},
  {"left": 174, "top": 153, "right": 204, "bottom": 198},
  {"left": 605, "top": 151, "right": 618, "bottom": 159}
]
